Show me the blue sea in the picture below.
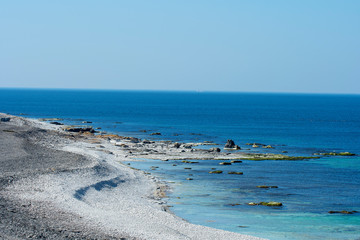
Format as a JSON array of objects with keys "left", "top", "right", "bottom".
[{"left": 1, "top": 89, "right": 359, "bottom": 240}]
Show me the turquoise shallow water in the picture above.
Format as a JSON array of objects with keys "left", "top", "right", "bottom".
[{"left": 1, "top": 89, "right": 359, "bottom": 239}]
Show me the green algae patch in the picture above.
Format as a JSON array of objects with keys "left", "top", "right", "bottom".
[
  {"left": 241, "top": 153, "right": 320, "bottom": 161},
  {"left": 314, "top": 152, "right": 356, "bottom": 156}
]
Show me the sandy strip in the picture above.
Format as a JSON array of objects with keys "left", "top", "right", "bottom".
[{"left": 0, "top": 113, "right": 265, "bottom": 240}]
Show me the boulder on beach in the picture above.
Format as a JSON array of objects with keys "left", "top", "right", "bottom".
[
  {"left": 173, "top": 142, "right": 181, "bottom": 148},
  {"left": 64, "top": 127, "right": 95, "bottom": 133},
  {"left": 0, "top": 117, "right": 10, "bottom": 122},
  {"left": 209, "top": 147, "right": 221, "bottom": 152}
]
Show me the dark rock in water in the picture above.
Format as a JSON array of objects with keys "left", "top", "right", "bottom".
[
  {"left": 230, "top": 160, "right": 242, "bottom": 163},
  {"left": 173, "top": 142, "right": 181, "bottom": 148},
  {"left": 263, "top": 145, "right": 274, "bottom": 149},
  {"left": 142, "top": 140, "right": 154, "bottom": 144},
  {"left": 50, "top": 121, "right": 63, "bottom": 125},
  {"left": 139, "top": 129, "right": 147, "bottom": 132},
  {"left": 209, "top": 170, "right": 223, "bottom": 174},
  {"left": 0, "top": 118, "right": 11, "bottom": 122},
  {"left": 151, "top": 132, "right": 161, "bottom": 136},
  {"left": 225, "top": 139, "right": 236, "bottom": 148},
  {"left": 329, "top": 210, "right": 357, "bottom": 214},
  {"left": 183, "top": 144, "right": 192, "bottom": 149},
  {"left": 186, "top": 178, "right": 193, "bottom": 180},
  {"left": 209, "top": 147, "right": 221, "bottom": 152},
  {"left": 228, "top": 171, "right": 243, "bottom": 175},
  {"left": 219, "top": 162, "right": 231, "bottom": 165},
  {"left": 82, "top": 121, "right": 92, "bottom": 123},
  {"left": 190, "top": 133, "right": 203, "bottom": 136},
  {"left": 248, "top": 201, "right": 282, "bottom": 207},
  {"left": 257, "top": 185, "right": 278, "bottom": 189}
]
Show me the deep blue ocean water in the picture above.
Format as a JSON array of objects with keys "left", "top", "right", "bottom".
[{"left": 1, "top": 89, "right": 359, "bottom": 239}]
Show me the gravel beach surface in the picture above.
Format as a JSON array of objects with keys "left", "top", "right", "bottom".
[{"left": 0, "top": 113, "right": 264, "bottom": 240}]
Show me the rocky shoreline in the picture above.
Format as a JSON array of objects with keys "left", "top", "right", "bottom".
[{"left": 0, "top": 113, "right": 265, "bottom": 240}]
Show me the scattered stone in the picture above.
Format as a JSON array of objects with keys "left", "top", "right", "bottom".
[
  {"left": 282, "top": 151, "right": 288, "bottom": 153},
  {"left": 230, "top": 160, "right": 242, "bottom": 163},
  {"left": 263, "top": 145, "right": 273, "bottom": 149},
  {"left": 0, "top": 117, "right": 11, "bottom": 122},
  {"left": 209, "top": 147, "right": 221, "bottom": 152},
  {"left": 228, "top": 203, "right": 241, "bottom": 206},
  {"left": 50, "top": 121, "right": 63, "bottom": 125},
  {"left": 173, "top": 142, "right": 181, "bottom": 148},
  {"left": 82, "top": 121, "right": 92, "bottom": 123},
  {"left": 219, "top": 162, "right": 231, "bottom": 165},
  {"left": 184, "top": 168, "right": 192, "bottom": 170},
  {"left": 224, "top": 139, "right": 235, "bottom": 149},
  {"left": 257, "top": 185, "right": 278, "bottom": 189},
  {"left": 209, "top": 170, "right": 223, "bottom": 174},
  {"left": 64, "top": 127, "right": 95, "bottom": 133},
  {"left": 181, "top": 160, "right": 199, "bottom": 164},
  {"left": 252, "top": 144, "right": 259, "bottom": 148},
  {"left": 139, "top": 129, "right": 147, "bottom": 132},
  {"left": 228, "top": 171, "right": 243, "bottom": 175},
  {"left": 151, "top": 132, "right": 162, "bottom": 136},
  {"left": 328, "top": 210, "right": 358, "bottom": 214},
  {"left": 186, "top": 178, "right": 193, "bottom": 180},
  {"left": 142, "top": 140, "right": 154, "bottom": 144},
  {"left": 247, "top": 201, "right": 282, "bottom": 207}
]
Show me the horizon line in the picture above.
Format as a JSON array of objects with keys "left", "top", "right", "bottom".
[{"left": 0, "top": 87, "right": 359, "bottom": 96}]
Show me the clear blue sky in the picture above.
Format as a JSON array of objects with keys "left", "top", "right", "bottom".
[{"left": 1, "top": 0, "right": 359, "bottom": 94}]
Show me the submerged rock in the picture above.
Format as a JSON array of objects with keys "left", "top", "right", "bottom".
[
  {"left": 228, "top": 171, "right": 243, "bottom": 175},
  {"left": 248, "top": 201, "right": 282, "bottom": 207},
  {"left": 150, "top": 132, "right": 162, "bottom": 136},
  {"left": 329, "top": 210, "right": 358, "bottom": 214},
  {"left": 315, "top": 152, "right": 356, "bottom": 156},
  {"left": 257, "top": 185, "right": 278, "bottom": 189},
  {"left": 209, "top": 170, "right": 223, "bottom": 174},
  {"left": 230, "top": 160, "right": 242, "bottom": 163},
  {"left": 219, "top": 162, "right": 231, "bottom": 165},
  {"left": 263, "top": 145, "right": 274, "bottom": 149}
]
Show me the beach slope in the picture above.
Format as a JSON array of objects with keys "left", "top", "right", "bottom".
[{"left": 0, "top": 113, "right": 264, "bottom": 240}]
